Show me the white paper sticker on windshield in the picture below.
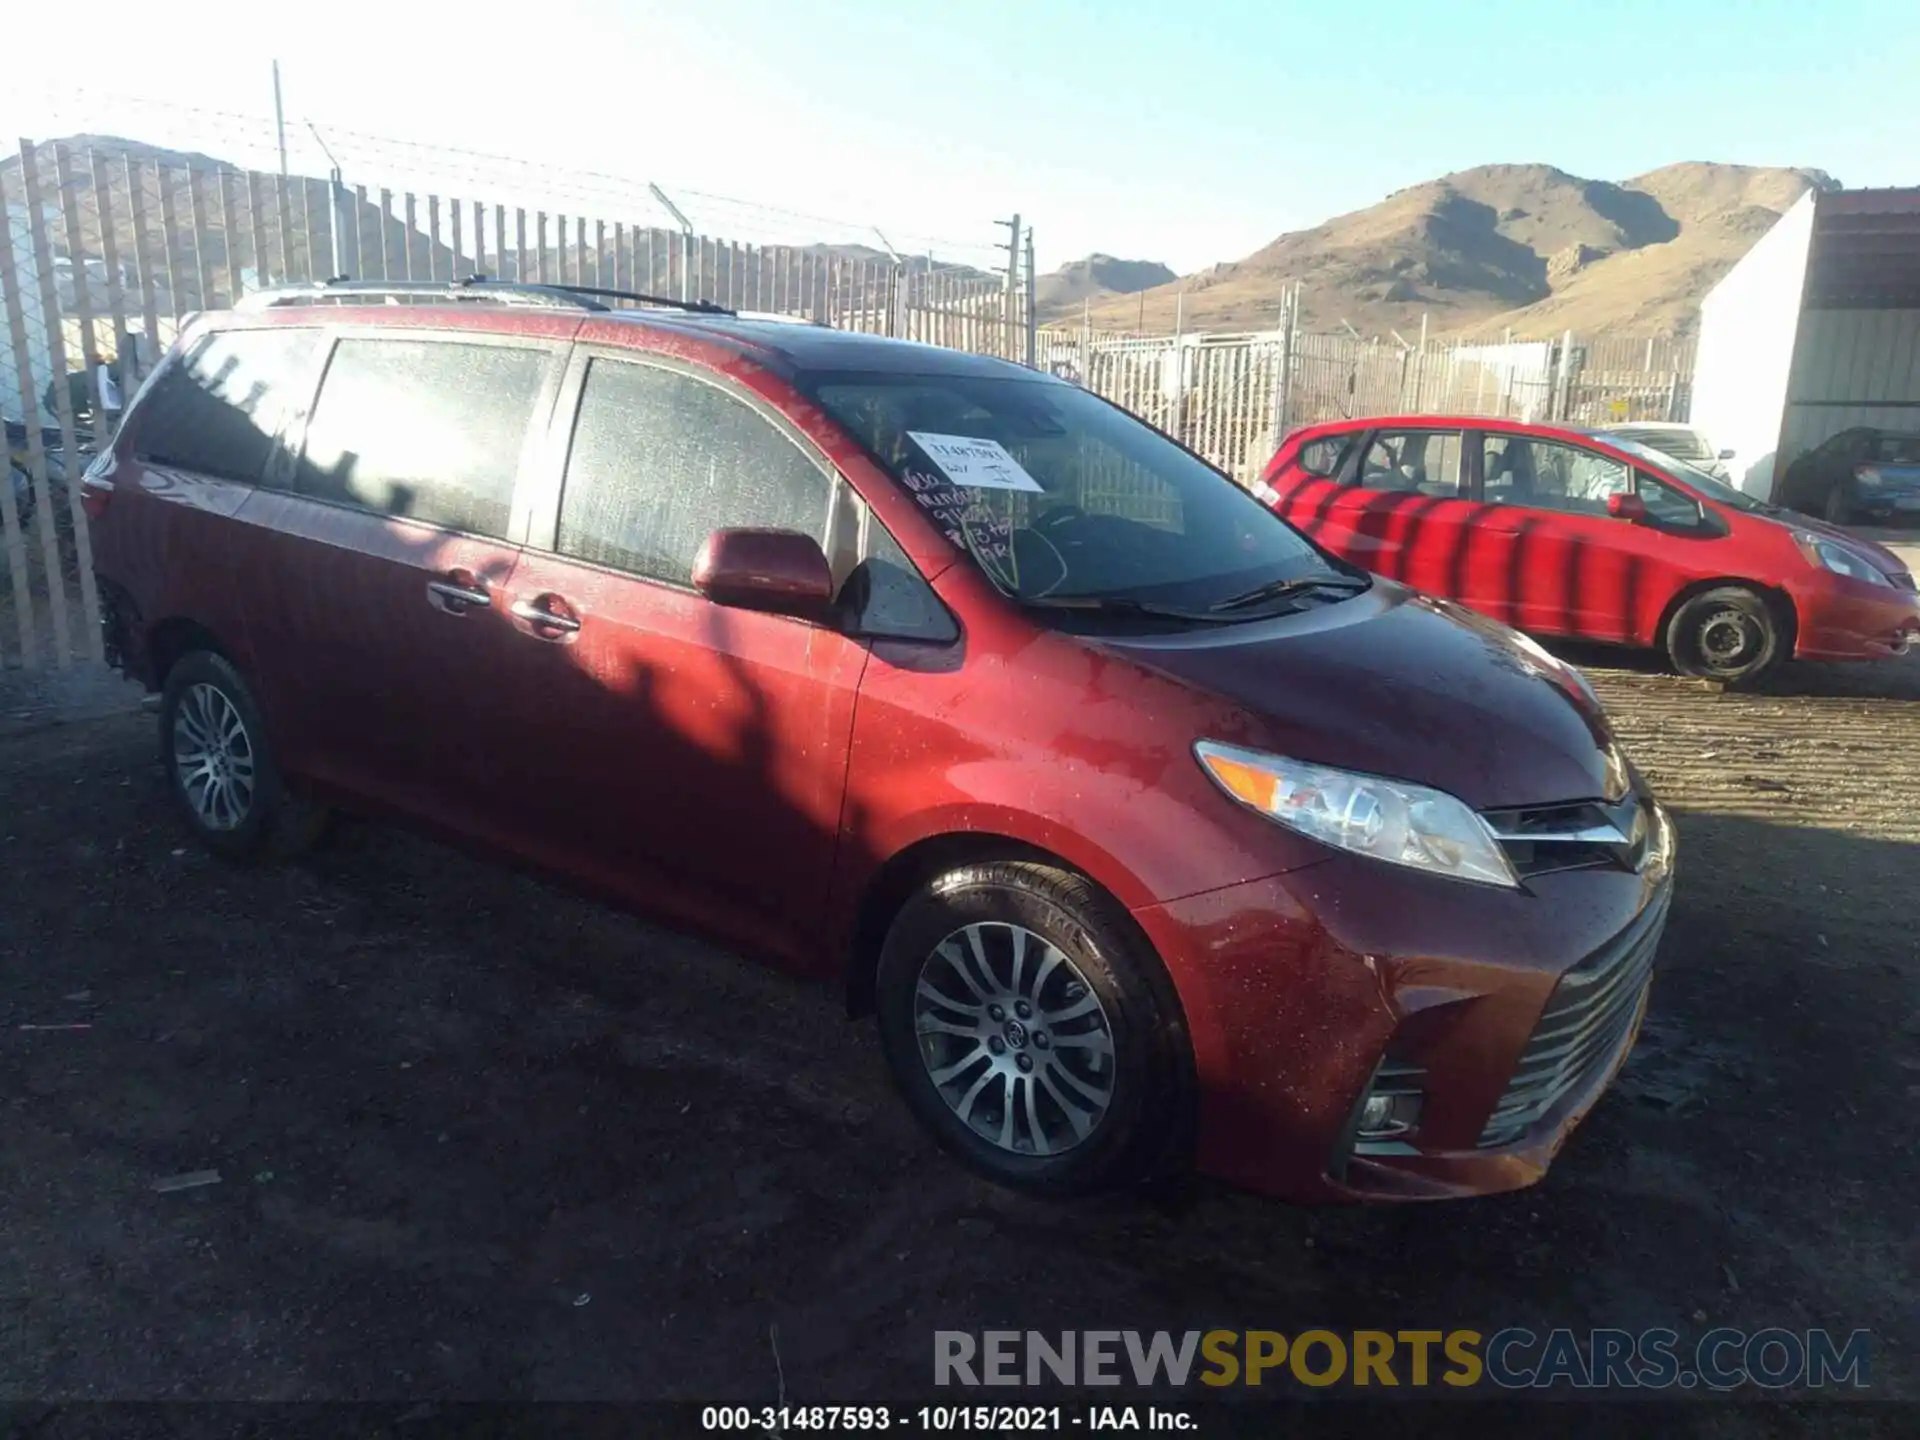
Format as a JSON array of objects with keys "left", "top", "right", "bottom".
[{"left": 907, "top": 432, "right": 1045, "bottom": 492}]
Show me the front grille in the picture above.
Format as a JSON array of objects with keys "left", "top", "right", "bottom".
[
  {"left": 1483, "top": 794, "right": 1650, "bottom": 878},
  {"left": 1478, "top": 888, "right": 1670, "bottom": 1148}
]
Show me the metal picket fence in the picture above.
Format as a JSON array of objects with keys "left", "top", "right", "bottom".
[
  {"left": 1040, "top": 293, "right": 1697, "bottom": 484},
  {"left": 1, "top": 135, "right": 1031, "bottom": 671}
]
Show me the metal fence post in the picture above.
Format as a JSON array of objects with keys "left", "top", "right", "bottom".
[
  {"left": 1269, "top": 286, "right": 1297, "bottom": 443},
  {"left": 1023, "top": 228, "right": 1037, "bottom": 370},
  {"left": 1559, "top": 334, "right": 1574, "bottom": 428}
]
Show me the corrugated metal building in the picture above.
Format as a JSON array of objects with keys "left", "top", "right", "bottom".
[{"left": 1690, "top": 185, "right": 1920, "bottom": 501}]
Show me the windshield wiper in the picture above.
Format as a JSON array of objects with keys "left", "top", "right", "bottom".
[
  {"left": 1208, "top": 573, "right": 1370, "bottom": 613},
  {"left": 1017, "top": 595, "right": 1236, "bottom": 625}
]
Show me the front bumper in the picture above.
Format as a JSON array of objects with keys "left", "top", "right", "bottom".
[
  {"left": 1132, "top": 804, "right": 1675, "bottom": 1203},
  {"left": 1791, "top": 575, "right": 1920, "bottom": 662}
]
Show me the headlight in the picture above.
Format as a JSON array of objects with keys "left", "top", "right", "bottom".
[
  {"left": 1794, "top": 532, "right": 1892, "bottom": 587},
  {"left": 1853, "top": 467, "right": 1883, "bottom": 489},
  {"left": 1194, "top": 741, "right": 1519, "bottom": 889}
]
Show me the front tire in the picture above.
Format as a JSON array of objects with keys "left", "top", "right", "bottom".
[
  {"left": 1665, "top": 586, "right": 1784, "bottom": 687},
  {"left": 874, "top": 860, "right": 1192, "bottom": 1196},
  {"left": 159, "top": 650, "right": 324, "bottom": 859}
]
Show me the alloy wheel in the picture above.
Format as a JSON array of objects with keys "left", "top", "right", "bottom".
[
  {"left": 912, "top": 922, "right": 1116, "bottom": 1157},
  {"left": 171, "top": 682, "right": 257, "bottom": 831}
]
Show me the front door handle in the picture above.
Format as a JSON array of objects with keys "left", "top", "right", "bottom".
[
  {"left": 427, "top": 574, "right": 492, "bottom": 612},
  {"left": 511, "top": 595, "right": 582, "bottom": 637}
]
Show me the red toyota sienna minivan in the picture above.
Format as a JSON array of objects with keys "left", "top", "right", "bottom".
[{"left": 85, "top": 281, "right": 1674, "bottom": 1204}]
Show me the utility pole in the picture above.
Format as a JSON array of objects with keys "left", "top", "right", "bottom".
[
  {"left": 649, "top": 183, "right": 695, "bottom": 302},
  {"left": 272, "top": 61, "right": 288, "bottom": 176},
  {"left": 996, "top": 213, "right": 1021, "bottom": 360}
]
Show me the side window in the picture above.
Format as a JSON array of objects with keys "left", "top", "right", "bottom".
[
  {"left": 1483, "top": 436, "right": 1630, "bottom": 515},
  {"left": 1635, "top": 472, "right": 1705, "bottom": 528},
  {"left": 1295, "top": 434, "right": 1352, "bottom": 478},
  {"left": 131, "top": 327, "right": 318, "bottom": 482},
  {"left": 556, "top": 358, "right": 832, "bottom": 587},
  {"left": 1354, "top": 430, "right": 1463, "bottom": 497},
  {"left": 296, "top": 339, "right": 549, "bottom": 539}
]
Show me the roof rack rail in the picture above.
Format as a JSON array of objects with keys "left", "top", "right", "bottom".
[{"left": 234, "top": 276, "right": 736, "bottom": 316}]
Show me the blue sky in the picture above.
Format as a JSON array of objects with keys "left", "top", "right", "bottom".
[{"left": 7, "top": 0, "right": 1917, "bottom": 272}]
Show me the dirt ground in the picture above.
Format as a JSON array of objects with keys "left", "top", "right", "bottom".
[{"left": 1, "top": 645, "right": 1916, "bottom": 1431}]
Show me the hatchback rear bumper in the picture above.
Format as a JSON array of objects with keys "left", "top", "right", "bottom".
[{"left": 1131, "top": 810, "right": 1674, "bottom": 1204}]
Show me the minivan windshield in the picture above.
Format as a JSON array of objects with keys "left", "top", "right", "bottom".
[
  {"left": 1595, "top": 433, "right": 1774, "bottom": 514},
  {"left": 804, "top": 371, "right": 1354, "bottom": 611}
]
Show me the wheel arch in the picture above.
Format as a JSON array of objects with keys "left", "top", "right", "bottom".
[
  {"left": 1655, "top": 576, "right": 1799, "bottom": 655},
  {"left": 843, "top": 831, "right": 1168, "bottom": 1022},
  {"left": 144, "top": 617, "right": 236, "bottom": 690}
]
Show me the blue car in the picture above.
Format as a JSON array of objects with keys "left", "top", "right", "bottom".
[{"left": 1780, "top": 427, "right": 1920, "bottom": 526}]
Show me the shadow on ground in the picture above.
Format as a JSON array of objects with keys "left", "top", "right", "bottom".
[{"left": 0, "top": 689, "right": 1912, "bottom": 1427}]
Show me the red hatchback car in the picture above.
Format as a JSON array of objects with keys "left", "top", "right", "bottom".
[
  {"left": 87, "top": 282, "right": 1674, "bottom": 1204},
  {"left": 1262, "top": 416, "right": 1920, "bottom": 684}
]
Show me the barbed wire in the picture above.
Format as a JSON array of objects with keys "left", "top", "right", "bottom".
[{"left": 11, "top": 83, "right": 1012, "bottom": 272}]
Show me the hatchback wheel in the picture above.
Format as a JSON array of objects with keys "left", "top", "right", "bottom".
[
  {"left": 875, "top": 860, "right": 1191, "bottom": 1195},
  {"left": 1665, "top": 586, "right": 1783, "bottom": 687},
  {"left": 159, "top": 651, "right": 324, "bottom": 859}
]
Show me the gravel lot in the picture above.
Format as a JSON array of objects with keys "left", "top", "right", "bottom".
[{"left": 1, "top": 647, "right": 1916, "bottom": 1432}]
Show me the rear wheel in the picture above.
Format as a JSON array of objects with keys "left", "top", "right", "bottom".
[
  {"left": 1665, "top": 586, "right": 1784, "bottom": 687},
  {"left": 159, "top": 651, "right": 327, "bottom": 859},
  {"left": 874, "top": 860, "right": 1191, "bottom": 1196}
]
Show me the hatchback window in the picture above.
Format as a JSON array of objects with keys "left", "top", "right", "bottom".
[
  {"left": 296, "top": 339, "right": 549, "bottom": 539},
  {"left": 1635, "top": 472, "right": 1705, "bottom": 528},
  {"left": 133, "top": 327, "right": 318, "bottom": 482},
  {"left": 1869, "top": 434, "right": 1920, "bottom": 465},
  {"left": 1296, "top": 434, "right": 1352, "bottom": 478},
  {"left": 1356, "top": 431, "right": 1463, "bottom": 497},
  {"left": 557, "top": 358, "right": 832, "bottom": 587},
  {"left": 1483, "top": 435, "right": 1630, "bottom": 515},
  {"left": 802, "top": 372, "right": 1340, "bottom": 608}
]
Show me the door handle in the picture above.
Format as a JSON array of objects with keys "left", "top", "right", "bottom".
[
  {"left": 511, "top": 596, "right": 582, "bottom": 636},
  {"left": 427, "top": 576, "right": 492, "bottom": 611}
]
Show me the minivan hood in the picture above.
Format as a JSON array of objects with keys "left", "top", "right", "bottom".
[{"left": 1104, "top": 582, "right": 1621, "bottom": 811}]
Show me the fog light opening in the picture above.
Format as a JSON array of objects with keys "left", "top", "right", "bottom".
[
  {"left": 1357, "top": 1090, "right": 1422, "bottom": 1141},
  {"left": 1349, "top": 1058, "right": 1426, "bottom": 1158}
]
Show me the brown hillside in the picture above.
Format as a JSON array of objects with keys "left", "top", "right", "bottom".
[
  {"left": 1081, "top": 161, "right": 1834, "bottom": 338},
  {"left": 1035, "top": 253, "right": 1177, "bottom": 320}
]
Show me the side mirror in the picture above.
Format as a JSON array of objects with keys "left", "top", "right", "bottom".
[
  {"left": 693, "top": 527, "right": 835, "bottom": 620},
  {"left": 1607, "top": 492, "right": 1648, "bottom": 522},
  {"left": 1718, "top": 448, "right": 1735, "bottom": 460}
]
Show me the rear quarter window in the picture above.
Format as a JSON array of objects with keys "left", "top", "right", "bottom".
[{"left": 131, "top": 327, "right": 319, "bottom": 482}]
